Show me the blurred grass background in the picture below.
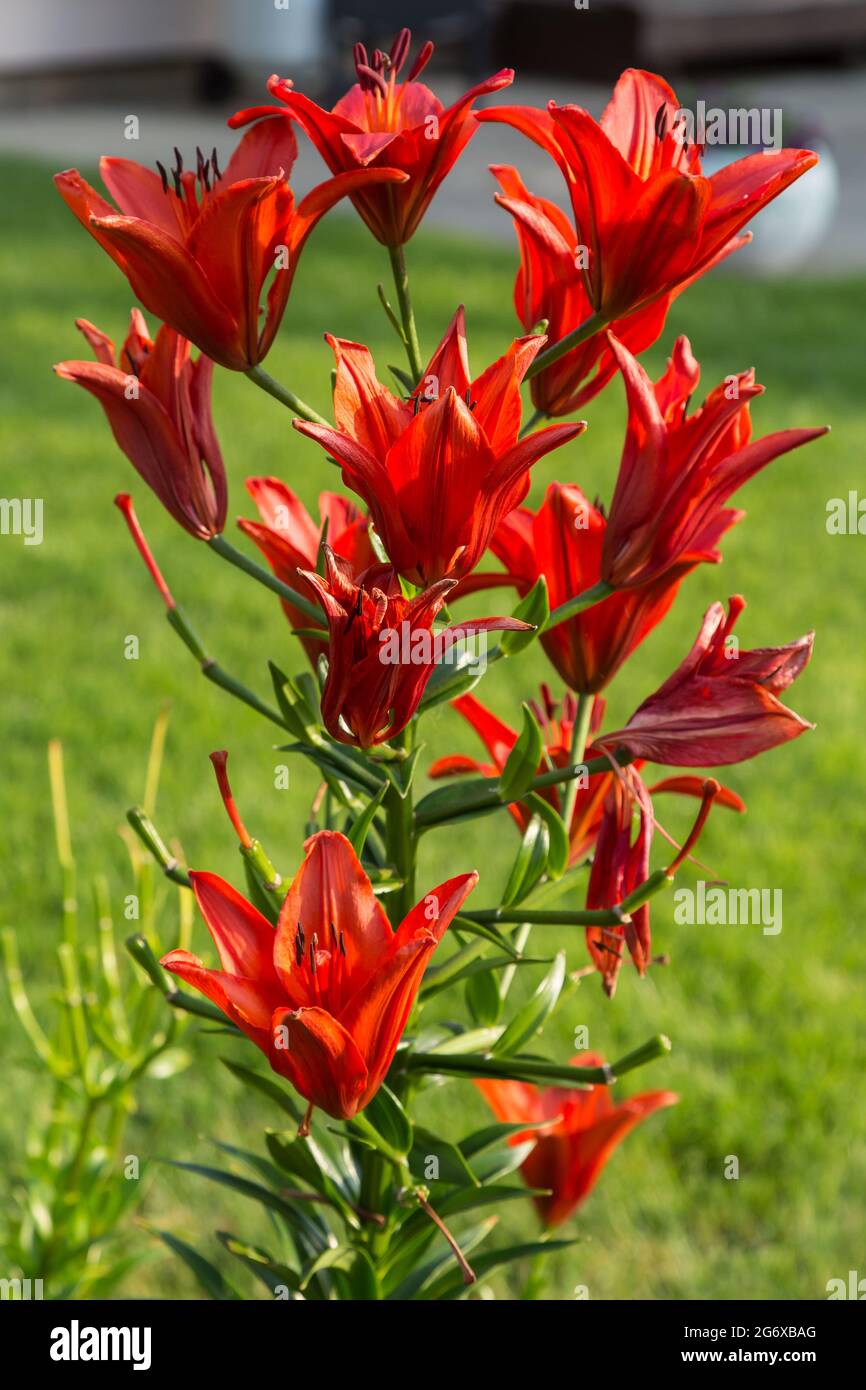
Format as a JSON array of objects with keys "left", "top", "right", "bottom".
[{"left": 1, "top": 152, "right": 864, "bottom": 1300}]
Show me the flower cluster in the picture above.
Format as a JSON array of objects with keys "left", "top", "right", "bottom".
[{"left": 53, "top": 31, "right": 827, "bottom": 1285}]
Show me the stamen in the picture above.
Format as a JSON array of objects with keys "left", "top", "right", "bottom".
[
  {"left": 156, "top": 159, "right": 169, "bottom": 194},
  {"left": 339, "top": 930, "right": 347, "bottom": 958},
  {"left": 295, "top": 928, "right": 304, "bottom": 967},
  {"left": 407, "top": 39, "right": 434, "bottom": 82},
  {"left": 654, "top": 103, "right": 668, "bottom": 141},
  {"left": 209, "top": 750, "right": 253, "bottom": 849},
  {"left": 666, "top": 779, "right": 721, "bottom": 875},
  {"left": 173, "top": 146, "right": 184, "bottom": 174},
  {"left": 344, "top": 588, "right": 364, "bottom": 631},
  {"left": 171, "top": 166, "right": 183, "bottom": 198},
  {"left": 211, "top": 146, "right": 222, "bottom": 181},
  {"left": 390, "top": 27, "right": 411, "bottom": 76},
  {"left": 309, "top": 933, "right": 319, "bottom": 974},
  {"left": 353, "top": 42, "right": 370, "bottom": 90},
  {"left": 356, "top": 63, "right": 388, "bottom": 98},
  {"left": 113, "top": 494, "right": 175, "bottom": 610}
]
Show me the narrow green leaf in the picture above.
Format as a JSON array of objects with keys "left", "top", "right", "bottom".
[
  {"left": 499, "top": 704, "right": 544, "bottom": 801},
  {"left": 153, "top": 1229, "right": 240, "bottom": 1300},
  {"left": 216, "top": 1232, "right": 300, "bottom": 1296},
  {"left": 501, "top": 814, "right": 549, "bottom": 907},
  {"left": 351, "top": 1083, "right": 413, "bottom": 1160},
  {"left": 346, "top": 782, "right": 388, "bottom": 857},
  {"left": 220, "top": 1057, "right": 303, "bottom": 1122},
  {"left": 421, "top": 1238, "right": 577, "bottom": 1301},
  {"left": 409, "top": 1127, "right": 480, "bottom": 1188},
  {"left": 500, "top": 576, "right": 549, "bottom": 656},
  {"left": 465, "top": 969, "right": 504, "bottom": 1027},
  {"left": 492, "top": 950, "right": 567, "bottom": 1057},
  {"left": 524, "top": 792, "right": 570, "bottom": 880}
]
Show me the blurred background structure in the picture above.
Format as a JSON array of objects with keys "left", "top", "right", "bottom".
[
  {"left": 0, "top": 0, "right": 861, "bottom": 268},
  {"left": 1, "top": 0, "right": 865, "bottom": 1302}
]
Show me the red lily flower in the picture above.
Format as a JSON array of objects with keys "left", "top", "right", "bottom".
[
  {"left": 162, "top": 829, "right": 477, "bottom": 1120},
  {"left": 299, "top": 546, "right": 531, "bottom": 748},
  {"left": 598, "top": 596, "right": 814, "bottom": 767},
  {"left": 586, "top": 770, "right": 740, "bottom": 995},
  {"left": 469, "top": 480, "right": 693, "bottom": 693},
  {"left": 294, "top": 308, "right": 585, "bottom": 584},
  {"left": 54, "top": 310, "right": 226, "bottom": 538},
  {"left": 602, "top": 333, "right": 829, "bottom": 589},
  {"left": 476, "top": 1054, "right": 678, "bottom": 1227},
  {"left": 429, "top": 685, "right": 614, "bottom": 865},
  {"left": 490, "top": 163, "right": 744, "bottom": 418},
  {"left": 479, "top": 68, "right": 817, "bottom": 326},
  {"left": 54, "top": 118, "right": 407, "bottom": 370},
  {"left": 238, "top": 477, "right": 374, "bottom": 664},
  {"left": 231, "top": 28, "right": 513, "bottom": 246}
]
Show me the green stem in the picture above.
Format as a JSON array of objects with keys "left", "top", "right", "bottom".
[
  {"left": 518, "top": 407, "right": 546, "bottom": 439},
  {"left": 406, "top": 1034, "right": 671, "bottom": 1085},
  {"left": 208, "top": 534, "right": 324, "bottom": 624},
  {"left": 388, "top": 243, "right": 423, "bottom": 384},
  {"left": 561, "top": 692, "right": 594, "bottom": 829},
  {"left": 384, "top": 728, "right": 417, "bottom": 927},
  {"left": 546, "top": 579, "right": 615, "bottom": 631},
  {"left": 164, "top": 606, "right": 285, "bottom": 728},
  {"left": 460, "top": 907, "right": 625, "bottom": 927},
  {"left": 413, "top": 749, "right": 633, "bottom": 829},
  {"left": 244, "top": 364, "right": 330, "bottom": 427},
  {"left": 525, "top": 312, "right": 608, "bottom": 379}
]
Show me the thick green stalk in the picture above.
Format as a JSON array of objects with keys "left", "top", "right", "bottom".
[
  {"left": 388, "top": 243, "right": 423, "bottom": 384},
  {"left": 525, "top": 311, "right": 608, "bottom": 379},
  {"left": 244, "top": 364, "right": 330, "bottom": 426},
  {"left": 383, "top": 728, "right": 417, "bottom": 927},
  {"left": 561, "top": 691, "right": 594, "bottom": 829},
  {"left": 207, "top": 534, "right": 324, "bottom": 624},
  {"left": 546, "top": 579, "right": 615, "bottom": 631}
]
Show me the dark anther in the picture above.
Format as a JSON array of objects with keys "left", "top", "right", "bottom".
[
  {"left": 297, "top": 920, "right": 305, "bottom": 950},
  {"left": 295, "top": 930, "right": 304, "bottom": 967},
  {"left": 464, "top": 388, "right": 477, "bottom": 412},
  {"left": 196, "top": 146, "right": 211, "bottom": 192},
  {"left": 345, "top": 588, "right": 364, "bottom": 631},
  {"left": 413, "top": 393, "right": 422, "bottom": 416},
  {"left": 654, "top": 103, "right": 668, "bottom": 142},
  {"left": 407, "top": 39, "right": 434, "bottom": 83},
  {"left": 390, "top": 27, "right": 411, "bottom": 76},
  {"left": 356, "top": 63, "right": 388, "bottom": 98},
  {"left": 309, "top": 933, "right": 319, "bottom": 974},
  {"left": 171, "top": 166, "right": 183, "bottom": 198},
  {"left": 156, "top": 160, "right": 168, "bottom": 194},
  {"left": 173, "top": 146, "right": 184, "bottom": 174},
  {"left": 330, "top": 921, "right": 338, "bottom": 946},
  {"left": 339, "top": 930, "right": 347, "bottom": 957},
  {"left": 211, "top": 146, "right": 222, "bottom": 181},
  {"left": 593, "top": 938, "right": 623, "bottom": 958}
]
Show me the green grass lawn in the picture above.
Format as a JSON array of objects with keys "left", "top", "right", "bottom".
[{"left": 2, "top": 153, "right": 865, "bottom": 1300}]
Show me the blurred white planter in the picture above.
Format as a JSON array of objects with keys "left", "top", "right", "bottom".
[{"left": 702, "top": 142, "right": 840, "bottom": 275}]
